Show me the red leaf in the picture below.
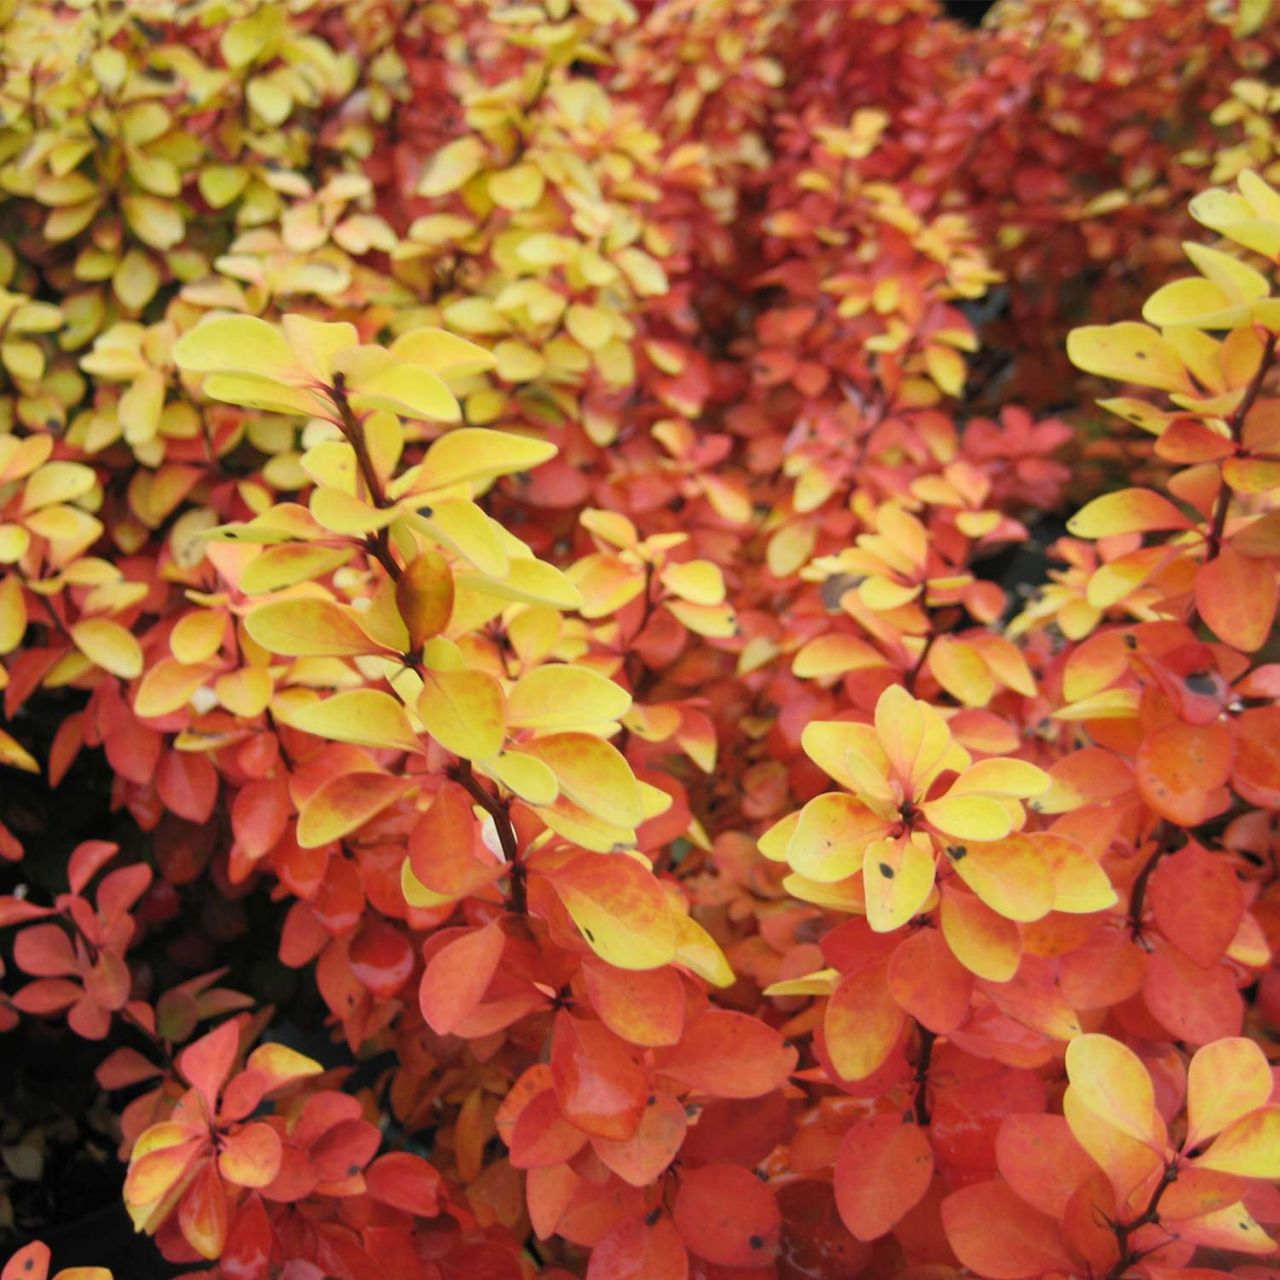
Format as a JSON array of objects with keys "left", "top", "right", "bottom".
[
  {"left": 349, "top": 921, "right": 414, "bottom": 998},
  {"left": 655, "top": 1011, "right": 796, "bottom": 1098},
  {"left": 551, "top": 1013, "right": 648, "bottom": 1141},
  {"left": 673, "top": 1164, "right": 780, "bottom": 1267},
  {"left": 13, "top": 923, "right": 77, "bottom": 977},
  {"left": 587, "top": 1215, "right": 688, "bottom": 1280},
  {"left": 1143, "top": 942, "right": 1243, "bottom": 1045},
  {"left": 833, "top": 1115, "right": 933, "bottom": 1241},
  {"left": 67, "top": 840, "right": 119, "bottom": 894},
  {"left": 364, "top": 1152, "right": 445, "bottom": 1216},
  {"left": 2, "top": 1242, "right": 50, "bottom": 1280},
  {"left": 1147, "top": 843, "right": 1242, "bottom": 967},
  {"left": 310, "top": 1118, "right": 382, "bottom": 1183}
]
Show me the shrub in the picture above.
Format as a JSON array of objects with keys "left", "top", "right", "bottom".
[{"left": 1, "top": 1, "right": 1279, "bottom": 1278}]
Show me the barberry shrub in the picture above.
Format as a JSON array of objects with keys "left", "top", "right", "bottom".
[{"left": 0, "top": 2, "right": 1279, "bottom": 1279}]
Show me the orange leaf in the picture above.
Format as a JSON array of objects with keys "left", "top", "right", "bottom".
[
  {"left": 886, "top": 927, "right": 973, "bottom": 1033},
  {"left": 823, "top": 964, "right": 904, "bottom": 1083},
  {"left": 1136, "top": 722, "right": 1233, "bottom": 827},
  {"left": 591, "top": 1092, "right": 687, "bottom": 1186},
  {"left": 1195, "top": 546, "right": 1277, "bottom": 652},
  {"left": 418, "top": 922, "right": 505, "bottom": 1035},
  {"left": 296, "top": 772, "right": 413, "bottom": 848},
  {"left": 217, "top": 1122, "right": 282, "bottom": 1188},
  {"left": 941, "top": 1179, "right": 1071, "bottom": 1279},
  {"left": 550, "top": 1013, "right": 647, "bottom": 1141},
  {"left": 655, "top": 1010, "right": 796, "bottom": 1098},
  {"left": 672, "top": 1163, "right": 780, "bottom": 1267},
  {"left": 833, "top": 1115, "right": 933, "bottom": 1241}
]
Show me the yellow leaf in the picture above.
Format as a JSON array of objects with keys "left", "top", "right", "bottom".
[
  {"left": 0, "top": 727, "right": 38, "bottom": 773},
  {"left": 417, "top": 428, "right": 557, "bottom": 491},
  {"left": 506, "top": 665, "right": 631, "bottom": 733},
  {"left": 1187, "top": 1038, "right": 1274, "bottom": 1148},
  {"left": 489, "top": 163, "right": 545, "bottom": 210},
  {"left": 244, "top": 598, "right": 389, "bottom": 658},
  {"left": 919, "top": 793, "right": 1012, "bottom": 842},
  {"left": 671, "top": 912, "right": 735, "bottom": 988},
  {"left": 1066, "top": 322, "right": 1191, "bottom": 392},
  {"left": 1196, "top": 1106, "right": 1280, "bottom": 1178},
  {"left": 784, "top": 793, "right": 882, "bottom": 883},
  {"left": 565, "top": 303, "right": 613, "bottom": 351},
  {"left": 418, "top": 136, "right": 487, "bottom": 197},
  {"left": 550, "top": 851, "right": 676, "bottom": 970},
  {"left": 174, "top": 316, "right": 298, "bottom": 383},
  {"left": 71, "top": 617, "right": 143, "bottom": 679},
  {"left": 290, "top": 690, "right": 423, "bottom": 754},
  {"left": 170, "top": 610, "right": 227, "bottom": 664},
  {"left": 337, "top": 348, "right": 461, "bottom": 422},
  {"left": 949, "top": 836, "right": 1054, "bottom": 922},
  {"left": 487, "top": 750, "right": 559, "bottom": 805},
  {"left": 418, "top": 667, "right": 506, "bottom": 760},
  {"left": 390, "top": 328, "right": 497, "bottom": 377},
  {"left": 660, "top": 560, "right": 726, "bottom": 606},
  {"left": 135, "top": 658, "right": 219, "bottom": 719},
  {"left": 1064, "top": 1034, "right": 1159, "bottom": 1146},
  {"left": 863, "top": 833, "right": 936, "bottom": 932},
  {"left": 296, "top": 773, "right": 414, "bottom": 848},
  {"left": 521, "top": 733, "right": 642, "bottom": 829},
  {"left": 0, "top": 575, "right": 27, "bottom": 655},
  {"left": 22, "top": 461, "right": 96, "bottom": 513}
]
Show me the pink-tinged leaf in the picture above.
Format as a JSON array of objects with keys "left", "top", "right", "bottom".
[
  {"left": 179, "top": 1018, "right": 241, "bottom": 1115},
  {"left": 587, "top": 1215, "right": 688, "bottom": 1280},
  {"left": 67, "top": 840, "right": 119, "bottom": 894}
]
